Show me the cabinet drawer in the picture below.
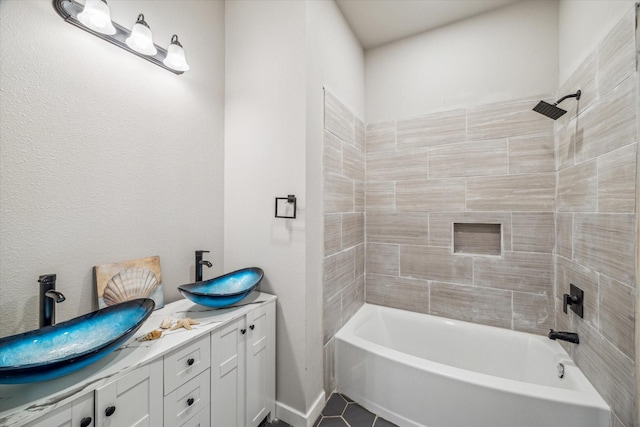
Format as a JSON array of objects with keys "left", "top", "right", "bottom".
[
  {"left": 180, "top": 405, "right": 210, "bottom": 427},
  {"left": 164, "top": 369, "right": 211, "bottom": 427},
  {"left": 164, "top": 334, "right": 211, "bottom": 394}
]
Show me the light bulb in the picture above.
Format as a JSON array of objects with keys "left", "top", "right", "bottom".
[
  {"left": 163, "top": 35, "right": 190, "bottom": 72},
  {"left": 125, "top": 14, "right": 157, "bottom": 56},
  {"left": 77, "top": 0, "right": 116, "bottom": 35}
]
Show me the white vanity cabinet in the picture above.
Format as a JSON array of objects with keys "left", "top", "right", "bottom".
[
  {"left": 163, "top": 334, "right": 211, "bottom": 426},
  {"left": 94, "top": 359, "right": 163, "bottom": 427},
  {"left": 24, "top": 392, "right": 94, "bottom": 427},
  {"left": 211, "top": 301, "right": 276, "bottom": 427}
]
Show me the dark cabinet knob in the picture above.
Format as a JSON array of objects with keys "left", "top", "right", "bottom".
[
  {"left": 249, "top": 324, "right": 255, "bottom": 330},
  {"left": 105, "top": 406, "right": 116, "bottom": 417},
  {"left": 241, "top": 328, "right": 246, "bottom": 334},
  {"left": 187, "top": 358, "right": 195, "bottom": 366},
  {"left": 80, "top": 417, "right": 92, "bottom": 427},
  {"left": 187, "top": 397, "right": 195, "bottom": 406}
]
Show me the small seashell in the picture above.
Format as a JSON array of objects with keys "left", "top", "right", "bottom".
[
  {"left": 103, "top": 268, "right": 159, "bottom": 306},
  {"left": 138, "top": 329, "right": 162, "bottom": 341},
  {"left": 159, "top": 317, "right": 173, "bottom": 329},
  {"left": 170, "top": 318, "right": 200, "bottom": 331}
]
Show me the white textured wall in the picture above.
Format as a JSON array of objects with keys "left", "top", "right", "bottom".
[
  {"left": 225, "top": 0, "right": 363, "bottom": 422},
  {"left": 558, "top": 0, "right": 636, "bottom": 84},
  {"left": 365, "top": 0, "right": 559, "bottom": 122},
  {"left": 224, "top": 0, "right": 309, "bottom": 417},
  {"left": 0, "top": 0, "right": 225, "bottom": 337}
]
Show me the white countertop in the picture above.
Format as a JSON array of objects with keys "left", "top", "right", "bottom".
[{"left": 0, "top": 291, "right": 276, "bottom": 427}]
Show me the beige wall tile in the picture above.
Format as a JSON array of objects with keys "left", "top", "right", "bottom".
[
  {"left": 509, "top": 134, "right": 555, "bottom": 174},
  {"left": 355, "top": 117, "right": 365, "bottom": 153},
  {"left": 396, "top": 178, "right": 465, "bottom": 212},
  {"left": 354, "top": 180, "right": 364, "bottom": 212},
  {"left": 573, "top": 213, "right": 635, "bottom": 286},
  {"left": 400, "top": 246, "right": 473, "bottom": 284},
  {"left": 430, "top": 212, "right": 512, "bottom": 251},
  {"left": 556, "top": 119, "right": 576, "bottom": 170},
  {"left": 429, "top": 139, "right": 508, "bottom": 178},
  {"left": 467, "top": 98, "right": 553, "bottom": 140},
  {"left": 323, "top": 290, "right": 341, "bottom": 344},
  {"left": 557, "top": 159, "right": 597, "bottom": 212},
  {"left": 365, "top": 274, "right": 429, "bottom": 314},
  {"left": 598, "top": 143, "right": 637, "bottom": 213},
  {"left": 430, "top": 281, "right": 512, "bottom": 329},
  {"left": 599, "top": 275, "right": 635, "bottom": 360},
  {"left": 365, "top": 181, "right": 395, "bottom": 211},
  {"left": 324, "top": 248, "right": 354, "bottom": 298},
  {"left": 556, "top": 213, "right": 573, "bottom": 259},
  {"left": 366, "top": 243, "right": 399, "bottom": 276},
  {"left": 324, "top": 130, "right": 343, "bottom": 175},
  {"left": 324, "top": 214, "right": 341, "bottom": 256},
  {"left": 342, "top": 275, "right": 365, "bottom": 326},
  {"left": 575, "top": 76, "right": 636, "bottom": 164},
  {"left": 597, "top": 11, "right": 636, "bottom": 98},
  {"left": 324, "top": 172, "right": 353, "bottom": 213},
  {"left": 493, "top": 252, "right": 552, "bottom": 294},
  {"left": 325, "top": 91, "right": 354, "bottom": 144},
  {"left": 512, "top": 212, "right": 554, "bottom": 253},
  {"left": 573, "top": 321, "right": 635, "bottom": 427},
  {"left": 556, "top": 256, "right": 599, "bottom": 330},
  {"left": 366, "top": 121, "right": 395, "bottom": 153},
  {"left": 342, "top": 213, "right": 364, "bottom": 249},
  {"left": 513, "top": 292, "right": 554, "bottom": 335},
  {"left": 367, "top": 212, "right": 429, "bottom": 245},
  {"left": 355, "top": 243, "right": 364, "bottom": 278},
  {"left": 558, "top": 52, "right": 597, "bottom": 116},
  {"left": 466, "top": 173, "right": 555, "bottom": 211},
  {"left": 396, "top": 108, "right": 466, "bottom": 150},
  {"left": 343, "top": 142, "right": 365, "bottom": 181},
  {"left": 367, "top": 148, "right": 428, "bottom": 181},
  {"left": 474, "top": 251, "right": 553, "bottom": 294}
]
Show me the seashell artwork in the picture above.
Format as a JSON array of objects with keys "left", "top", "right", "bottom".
[
  {"left": 138, "top": 329, "right": 162, "bottom": 341},
  {"left": 103, "top": 268, "right": 159, "bottom": 306},
  {"left": 95, "top": 256, "right": 164, "bottom": 310},
  {"left": 159, "top": 317, "right": 173, "bottom": 329}
]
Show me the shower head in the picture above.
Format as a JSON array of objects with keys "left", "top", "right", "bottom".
[{"left": 532, "top": 90, "right": 581, "bottom": 120}]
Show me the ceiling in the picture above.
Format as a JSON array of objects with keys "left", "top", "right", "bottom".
[{"left": 335, "top": 0, "right": 521, "bottom": 49}]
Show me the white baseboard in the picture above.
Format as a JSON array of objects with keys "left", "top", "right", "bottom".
[{"left": 275, "top": 390, "right": 326, "bottom": 427}]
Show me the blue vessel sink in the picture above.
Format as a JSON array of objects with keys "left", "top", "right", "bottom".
[
  {"left": 0, "top": 298, "right": 154, "bottom": 384},
  {"left": 179, "top": 267, "right": 263, "bottom": 308}
]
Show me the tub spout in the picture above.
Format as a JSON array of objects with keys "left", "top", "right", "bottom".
[{"left": 548, "top": 329, "right": 579, "bottom": 344}]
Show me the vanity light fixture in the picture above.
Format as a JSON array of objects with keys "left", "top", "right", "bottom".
[
  {"left": 125, "top": 14, "right": 157, "bottom": 56},
  {"left": 52, "top": 0, "right": 189, "bottom": 74}
]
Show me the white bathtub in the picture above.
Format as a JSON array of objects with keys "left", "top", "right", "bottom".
[{"left": 335, "top": 304, "right": 610, "bottom": 427}]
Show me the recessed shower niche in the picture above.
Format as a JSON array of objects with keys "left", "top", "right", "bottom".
[{"left": 453, "top": 223, "right": 502, "bottom": 256}]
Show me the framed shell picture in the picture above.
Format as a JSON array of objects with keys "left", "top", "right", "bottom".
[{"left": 94, "top": 255, "right": 164, "bottom": 310}]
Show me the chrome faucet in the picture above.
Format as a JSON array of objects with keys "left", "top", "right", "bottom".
[
  {"left": 195, "top": 250, "right": 212, "bottom": 282},
  {"left": 548, "top": 329, "right": 579, "bottom": 344},
  {"left": 39, "top": 274, "right": 66, "bottom": 327}
]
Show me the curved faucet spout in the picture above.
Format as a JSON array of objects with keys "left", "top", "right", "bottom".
[
  {"left": 45, "top": 290, "right": 66, "bottom": 303},
  {"left": 199, "top": 260, "right": 213, "bottom": 268}
]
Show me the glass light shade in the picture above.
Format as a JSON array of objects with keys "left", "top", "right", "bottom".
[
  {"left": 163, "top": 35, "right": 190, "bottom": 72},
  {"left": 125, "top": 15, "right": 157, "bottom": 56},
  {"left": 77, "top": 0, "right": 116, "bottom": 35}
]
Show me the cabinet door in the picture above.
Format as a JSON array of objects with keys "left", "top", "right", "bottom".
[
  {"left": 245, "top": 302, "right": 276, "bottom": 427},
  {"left": 95, "top": 359, "right": 163, "bottom": 427},
  {"left": 25, "top": 392, "right": 94, "bottom": 427},
  {"left": 210, "top": 317, "right": 245, "bottom": 427}
]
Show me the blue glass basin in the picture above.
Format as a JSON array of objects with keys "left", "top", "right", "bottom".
[
  {"left": 0, "top": 298, "right": 154, "bottom": 384},
  {"left": 178, "top": 267, "right": 263, "bottom": 308}
]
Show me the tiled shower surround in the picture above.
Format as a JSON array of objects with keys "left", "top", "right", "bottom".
[{"left": 323, "top": 9, "right": 637, "bottom": 426}]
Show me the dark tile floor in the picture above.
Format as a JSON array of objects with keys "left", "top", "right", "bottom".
[{"left": 264, "top": 393, "right": 397, "bottom": 427}]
